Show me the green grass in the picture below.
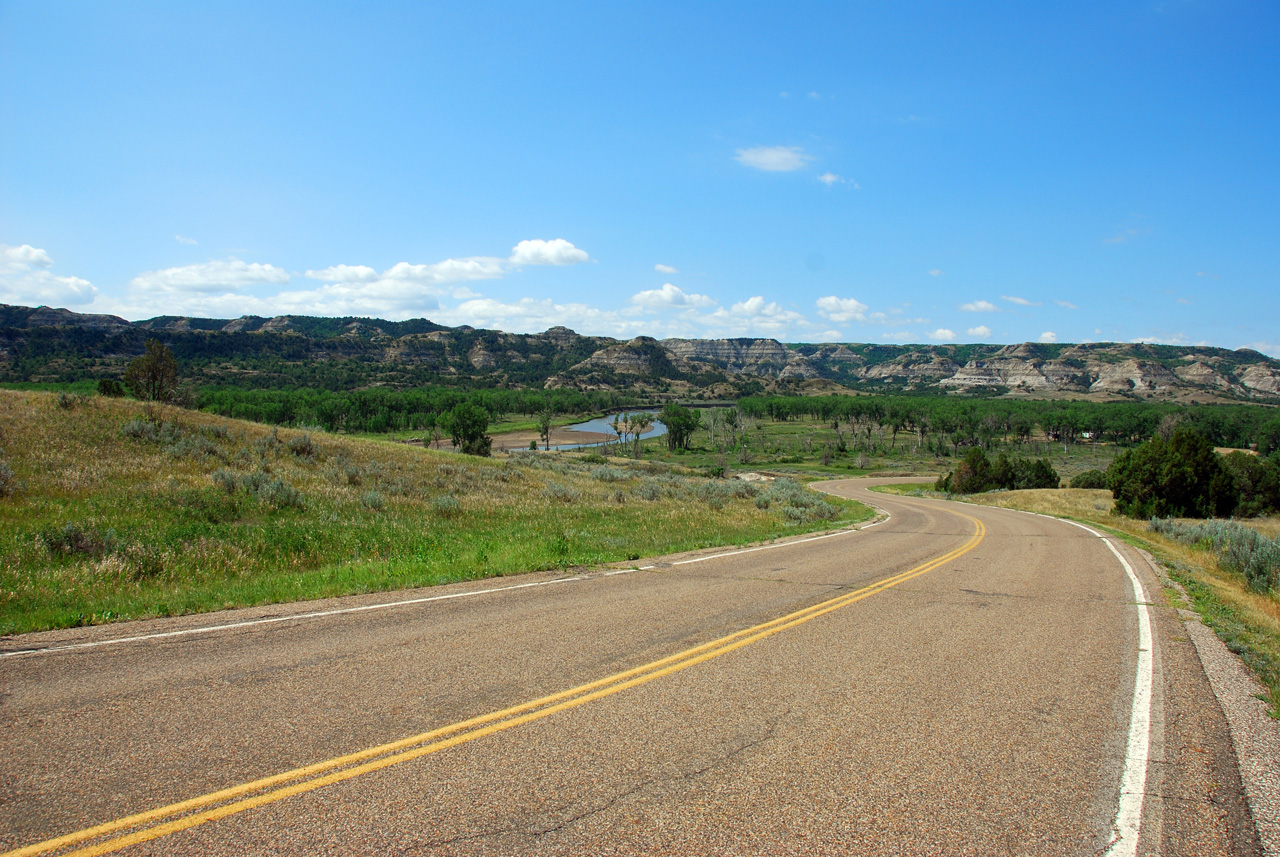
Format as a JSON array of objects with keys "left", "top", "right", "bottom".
[{"left": 0, "top": 391, "right": 872, "bottom": 634}]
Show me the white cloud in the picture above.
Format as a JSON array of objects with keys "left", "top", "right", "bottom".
[
  {"left": 654, "top": 263, "right": 678, "bottom": 274},
  {"left": 807, "top": 91, "right": 822, "bottom": 100},
  {"left": 960, "top": 300, "right": 997, "bottom": 312},
  {"left": 174, "top": 235, "right": 198, "bottom": 245},
  {"left": 305, "top": 264, "right": 379, "bottom": 283},
  {"left": 967, "top": 325, "right": 991, "bottom": 338},
  {"left": 0, "top": 243, "right": 98, "bottom": 307},
  {"left": 129, "top": 258, "right": 291, "bottom": 295},
  {"left": 927, "top": 269, "right": 943, "bottom": 276},
  {"left": 508, "top": 238, "right": 589, "bottom": 266},
  {"left": 927, "top": 328, "right": 957, "bottom": 342},
  {"left": 1, "top": 244, "right": 54, "bottom": 272},
  {"left": 816, "top": 295, "right": 869, "bottom": 323},
  {"left": 1002, "top": 295, "right": 1041, "bottom": 307},
  {"left": 1129, "top": 332, "right": 1210, "bottom": 347},
  {"left": 631, "top": 283, "right": 716, "bottom": 310},
  {"left": 1038, "top": 331, "right": 1058, "bottom": 343},
  {"left": 817, "top": 172, "right": 843, "bottom": 185},
  {"left": 382, "top": 257, "right": 507, "bottom": 285},
  {"left": 1054, "top": 300, "right": 1078, "bottom": 309},
  {"left": 734, "top": 145, "right": 812, "bottom": 172}
]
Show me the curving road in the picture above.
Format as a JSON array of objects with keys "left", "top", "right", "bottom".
[{"left": 0, "top": 478, "right": 1261, "bottom": 855}]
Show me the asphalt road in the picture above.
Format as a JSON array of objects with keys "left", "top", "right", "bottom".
[{"left": 0, "top": 478, "right": 1261, "bottom": 856}]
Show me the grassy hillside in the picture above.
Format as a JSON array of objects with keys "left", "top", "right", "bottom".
[{"left": 0, "top": 391, "right": 872, "bottom": 635}]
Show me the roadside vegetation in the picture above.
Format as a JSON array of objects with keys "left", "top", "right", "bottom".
[{"left": 0, "top": 390, "right": 872, "bottom": 635}]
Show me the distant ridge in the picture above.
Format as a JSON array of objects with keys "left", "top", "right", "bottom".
[{"left": 2, "top": 303, "right": 1278, "bottom": 401}]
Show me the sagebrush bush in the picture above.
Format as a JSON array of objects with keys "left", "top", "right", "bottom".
[
  {"left": 361, "top": 489, "right": 385, "bottom": 511},
  {"left": 287, "top": 434, "right": 318, "bottom": 459},
  {"left": 542, "top": 482, "right": 581, "bottom": 503},
  {"left": 1151, "top": 518, "right": 1279, "bottom": 593},
  {"left": 591, "top": 465, "right": 627, "bottom": 482},
  {"left": 432, "top": 495, "right": 461, "bottom": 517},
  {"left": 166, "top": 434, "right": 223, "bottom": 462},
  {"left": 0, "top": 460, "right": 16, "bottom": 497},
  {"left": 38, "top": 522, "right": 119, "bottom": 557}
]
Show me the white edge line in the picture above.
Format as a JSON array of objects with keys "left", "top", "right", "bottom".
[
  {"left": 1, "top": 576, "right": 586, "bottom": 660},
  {"left": 670, "top": 511, "right": 889, "bottom": 567},
  {"left": 1059, "top": 518, "right": 1154, "bottom": 857}
]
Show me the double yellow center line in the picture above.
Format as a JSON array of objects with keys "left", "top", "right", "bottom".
[{"left": 8, "top": 514, "right": 984, "bottom": 857}]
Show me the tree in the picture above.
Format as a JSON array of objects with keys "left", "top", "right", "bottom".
[
  {"left": 442, "top": 401, "right": 492, "bottom": 456},
  {"left": 536, "top": 410, "right": 554, "bottom": 451},
  {"left": 660, "top": 403, "right": 701, "bottom": 452},
  {"left": 124, "top": 339, "right": 179, "bottom": 402},
  {"left": 629, "top": 413, "right": 654, "bottom": 458},
  {"left": 1107, "top": 427, "right": 1236, "bottom": 518}
]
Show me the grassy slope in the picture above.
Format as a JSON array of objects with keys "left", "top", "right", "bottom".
[
  {"left": 872, "top": 482, "right": 1280, "bottom": 716},
  {"left": 0, "top": 391, "right": 872, "bottom": 635}
]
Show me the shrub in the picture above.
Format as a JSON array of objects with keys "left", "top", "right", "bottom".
[
  {"left": 542, "top": 482, "right": 581, "bottom": 503},
  {"left": 166, "top": 434, "right": 222, "bottom": 462},
  {"left": 258, "top": 477, "right": 304, "bottom": 509},
  {"left": 591, "top": 465, "right": 627, "bottom": 483},
  {"left": 1072, "top": 469, "right": 1108, "bottom": 490},
  {"left": 360, "top": 490, "right": 385, "bottom": 511},
  {"left": 57, "top": 392, "right": 89, "bottom": 410},
  {"left": 286, "top": 434, "right": 317, "bottom": 459},
  {"left": 97, "top": 378, "right": 125, "bottom": 397},
  {"left": 211, "top": 468, "right": 238, "bottom": 494},
  {"left": 0, "top": 460, "right": 16, "bottom": 497},
  {"left": 122, "top": 418, "right": 159, "bottom": 441},
  {"left": 38, "top": 522, "right": 118, "bottom": 558},
  {"left": 580, "top": 452, "right": 608, "bottom": 464},
  {"left": 432, "top": 495, "right": 461, "bottom": 517}
]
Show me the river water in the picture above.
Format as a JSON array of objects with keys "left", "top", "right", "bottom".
[{"left": 553, "top": 412, "right": 668, "bottom": 450}]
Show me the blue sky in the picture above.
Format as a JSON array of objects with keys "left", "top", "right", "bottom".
[{"left": 2, "top": 1, "right": 1277, "bottom": 353}]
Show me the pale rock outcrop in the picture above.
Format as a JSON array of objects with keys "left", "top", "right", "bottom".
[
  {"left": 661, "top": 338, "right": 791, "bottom": 375},
  {"left": 1240, "top": 365, "right": 1280, "bottom": 396},
  {"left": 1175, "top": 361, "right": 1231, "bottom": 389},
  {"left": 1089, "top": 360, "right": 1180, "bottom": 394},
  {"left": 468, "top": 343, "right": 497, "bottom": 370}
]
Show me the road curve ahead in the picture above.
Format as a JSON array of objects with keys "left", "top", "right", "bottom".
[{"left": 0, "top": 478, "right": 1260, "bottom": 856}]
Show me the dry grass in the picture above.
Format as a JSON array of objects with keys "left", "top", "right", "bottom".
[{"left": 0, "top": 391, "right": 871, "bottom": 634}]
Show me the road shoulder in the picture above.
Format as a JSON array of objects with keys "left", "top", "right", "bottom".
[{"left": 1147, "top": 548, "right": 1280, "bottom": 856}]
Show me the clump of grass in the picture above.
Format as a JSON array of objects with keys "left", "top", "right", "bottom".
[{"left": 1151, "top": 518, "right": 1279, "bottom": 594}]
